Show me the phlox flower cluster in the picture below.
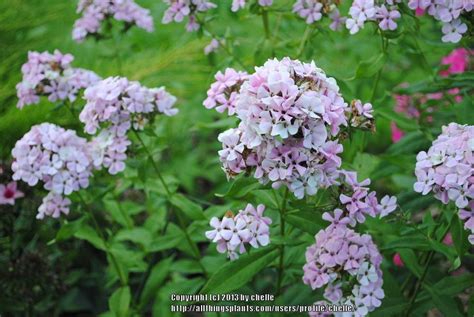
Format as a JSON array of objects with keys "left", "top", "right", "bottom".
[
  {"left": 205, "top": 204, "right": 271, "bottom": 260},
  {"left": 204, "top": 57, "right": 375, "bottom": 199},
  {"left": 231, "top": 0, "right": 273, "bottom": 12},
  {"left": 0, "top": 182, "right": 24, "bottom": 206},
  {"left": 292, "top": 0, "right": 401, "bottom": 33},
  {"left": 325, "top": 170, "right": 397, "bottom": 226},
  {"left": 11, "top": 123, "right": 98, "bottom": 219},
  {"left": 16, "top": 50, "right": 100, "bottom": 109},
  {"left": 408, "top": 0, "right": 472, "bottom": 43},
  {"left": 80, "top": 77, "right": 178, "bottom": 174},
  {"left": 203, "top": 68, "right": 248, "bottom": 115},
  {"left": 346, "top": 0, "right": 401, "bottom": 34},
  {"left": 73, "top": 0, "right": 154, "bottom": 42},
  {"left": 162, "top": 0, "right": 216, "bottom": 32},
  {"left": 303, "top": 224, "right": 384, "bottom": 316},
  {"left": 414, "top": 123, "right": 473, "bottom": 210},
  {"left": 293, "top": 0, "right": 346, "bottom": 30}
]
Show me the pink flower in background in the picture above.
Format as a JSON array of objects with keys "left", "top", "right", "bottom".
[
  {"left": 440, "top": 48, "right": 471, "bottom": 76},
  {"left": 443, "top": 232, "right": 453, "bottom": 246},
  {"left": 392, "top": 253, "right": 404, "bottom": 267},
  {"left": 415, "top": 8, "right": 425, "bottom": 16},
  {"left": 0, "top": 182, "right": 24, "bottom": 205},
  {"left": 390, "top": 122, "right": 404, "bottom": 143}
]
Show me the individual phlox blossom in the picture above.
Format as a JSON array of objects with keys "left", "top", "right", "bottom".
[
  {"left": 205, "top": 204, "right": 271, "bottom": 260},
  {"left": 408, "top": 0, "right": 472, "bottom": 43},
  {"left": 376, "top": 5, "right": 401, "bottom": 31},
  {"left": 16, "top": 50, "right": 100, "bottom": 109},
  {"left": 204, "top": 38, "right": 220, "bottom": 55},
  {"left": 414, "top": 123, "right": 474, "bottom": 209},
  {"left": 205, "top": 57, "right": 365, "bottom": 199},
  {"left": 80, "top": 77, "right": 178, "bottom": 174},
  {"left": 329, "top": 9, "right": 347, "bottom": 31},
  {"left": 0, "top": 182, "right": 24, "bottom": 206},
  {"left": 11, "top": 123, "right": 97, "bottom": 218},
  {"left": 162, "top": 0, "right": 216, "bottom": 31},
  {"left": 203, "top": 68, "right": 248, "bottom": 115},
  {"left": 459, "top": 201, "right": 474, "bottom": 244},
  {"left": 37, "top": 193, "right": 71, "bottom": 220},
  {"left": 73, "top": 0, "right": 154, "bottom": 42},
  {"left": 335, "top": 170, "right": 398, "bottom": 225},
  {"left": 303, "top": 225, "right": 384, "bottom": 316}
]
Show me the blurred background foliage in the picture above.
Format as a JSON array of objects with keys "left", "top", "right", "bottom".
[{"left": 0, "top": 0, "right": 473, "bottom": 316}]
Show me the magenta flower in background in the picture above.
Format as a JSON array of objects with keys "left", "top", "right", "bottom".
[
  {"left": 392, "top": 253, "right": 404, "bottom": 267},
  {"left": 390, "top": 122, "right": 404, "bottom": 143},
  {"left": 0, "top": 182, "right": 24, "bottom": 205},
  {"left": 440, "top": 48, "right": 471, "bottom": 76}
]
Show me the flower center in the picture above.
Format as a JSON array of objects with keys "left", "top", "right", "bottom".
[{"left": 4, "top": 188, "right": 14, "bottom": 199}]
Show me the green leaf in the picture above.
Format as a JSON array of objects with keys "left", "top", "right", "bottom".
[
  {"left": 115, "top": 228, "right": 152, "bottom": 251},
  {"left": 215, "top": 176, "right": 261, "bottom": 198},
  {"left": 285, "top": 211, "right": 326, "bottom": 235},
  {"left": 386, "top": 130, "right": 430, "bottom": 155},
  {"left": 376, "top": 107, "right": 420, "bottom": 131},
  {"left": 170, "top": 193, "right": 206, "bottom": 221},
  {"left": 371, "top": 297, "right": 408, "bottom": 317},
  {"left": 200, "top": 245, "right": 279, "bottom": 294},
  {"left": 423, "top": 285, "right": 463, "bottom": 317},
  {"left": 148, "top": 224, "right": 185, "bottom": 252},
  {"left": 139, "top": 258, "right": 173, "bottom": 309},
  {"left": 74, "top": 223, "right": 106, "bottom": 251},
  {"left": 397, "top": 249, "right": 422, "bottom": 278},
  {"left": 382, "top": 235, "right": 431, "bottom": 251},
  {"left": 103, "top": 198, "right": 134, "bottom": 228},
  {"left": 109, "top": 286, "right": 131, "bottom": 317},
  {"left": 55, "top": 217, "right": 86, "bottom": 242},
  {"left": 450, "top": 214, "right": 468, "bottom": 257},
  {"left": 354, "top": 53, "right": 387, "bottom": 79}
]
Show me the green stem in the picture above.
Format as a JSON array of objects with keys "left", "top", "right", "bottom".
[
  {"left": 262, "top": 9, "right": 271, "bottom": 40},
  {"left": 371, "top": 34, "right": 388, "bottom": 103},
  {"left": 133, "top": 129, "right": 208, "bottom": 277},
  {"left": 296, "top": 25, "right": 312, "bottom": 58},
  {"left": 116, "top": 194, "right": 133, "bottom": 229},
  {"left": 276, "top": 187, "right": 289, "bottom": 296},
  {"left": 133, "top": 130, "right": 171, "bottom": 197},
  {"left": 113, "top": 36, "right": 123, "bottom": 76},
  {"left": 76, "top": 192, "right": 127, "bottom": 286},
  {"left": 403, "top": 216, "right": 452, "bottom": 316}
]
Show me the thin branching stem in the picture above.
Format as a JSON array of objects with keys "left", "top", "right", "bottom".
[
  {"left": 76, "top": 192, "right": 128, "bottom": 286},
  {"left": 276, "top": 187, "right": 289, "bottom": 296}
]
